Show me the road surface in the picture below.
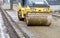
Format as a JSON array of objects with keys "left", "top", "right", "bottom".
[
  {"left": 6, "top": 10, "right": 60, "bottom": 38},
  {"left": 1, "top": 2, "right": 60, "bottom": 38}
]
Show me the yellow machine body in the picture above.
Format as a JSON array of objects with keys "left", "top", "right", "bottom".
[
  {"left": 18, "top": 4, "right": 52, "bottom": 18},
  {"left": 17, "top": 0, "right": 52, "bottom": 26}
]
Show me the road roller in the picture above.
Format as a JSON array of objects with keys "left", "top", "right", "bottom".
[{"left": 17, "top": 0, "right": 52, "bottom": 26}]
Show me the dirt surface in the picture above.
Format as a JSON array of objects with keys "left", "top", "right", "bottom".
[
  {"left": 27, "top": 16, "right": 60, "bottom": 38},
  {"left": 6, "top": 10, "right": 60, "bottom": 38},
  {"left": 2, "top": 3, "right": 60, "bottom": 38}
]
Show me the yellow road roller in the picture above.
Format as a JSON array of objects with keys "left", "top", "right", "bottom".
[{"left": 17, "top": 0, "right": 52, "bottom": 26}]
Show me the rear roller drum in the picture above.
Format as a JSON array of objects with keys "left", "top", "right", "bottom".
[{"left": 26, "top": 16, "right": 52, "bottom": 26}]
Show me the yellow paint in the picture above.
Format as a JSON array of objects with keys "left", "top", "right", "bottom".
[
  {"left": 17, "top": 3, "right": 52, "bottom": 19},
  {"left": 25, "top": 6, "right": 31, "bottom": 13},
  {"left": 21, "top": 9, "right": 25, "bottom": 18},
  {"left": 35, "top": 7, "right": 52, "bottom": 12},
  {"left": 48, "top": 8, "right": 52, "bottom": 12},
  {"left": 18, "top": 3, "right": 22, "bottom": 11}
]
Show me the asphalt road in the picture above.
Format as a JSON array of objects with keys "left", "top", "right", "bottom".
[{"left": 6, "top": 10, "right": 60, "bottom": 38}]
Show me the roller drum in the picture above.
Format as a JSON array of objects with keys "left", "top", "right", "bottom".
[{"left": 26, "top": 13, "right": 52, "bottom": 26}]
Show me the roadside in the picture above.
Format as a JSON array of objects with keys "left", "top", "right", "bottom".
[{"left": 0, "top": 10, "right": 10, "bottom": 38}]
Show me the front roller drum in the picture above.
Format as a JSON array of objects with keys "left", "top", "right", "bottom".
[{"left": 26, "top": 15, "right": 52, "bottom": 26}]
